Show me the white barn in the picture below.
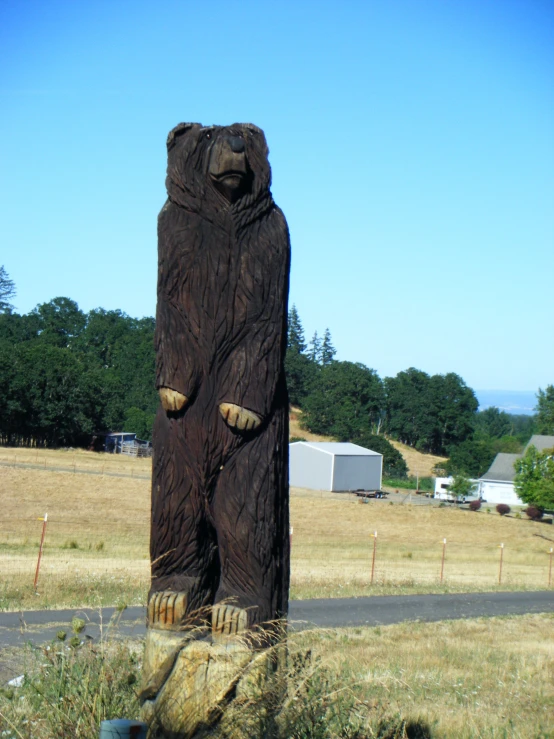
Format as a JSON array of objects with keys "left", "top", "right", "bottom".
[
  {"left": 478, "top": 435, "right": 554, "bottom": 506},
  {"left": 289, "top": 441, "right": 383, "bottom": 492}
]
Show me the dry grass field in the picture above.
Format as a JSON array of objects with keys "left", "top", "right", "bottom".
[
  {"left": 289, "top": 407, "right": 334, "bottom": 442},
  {"left": 1, "top": 452, "right": 552, "bottom": 611},
  {"left": 1, "top": 450, "right": 553, "bottom": 738},
  {"left": 294, "top": 613, "right": 554, "bottom": 738},
  {"left": 1, "top": 614, "right": 552, "bottom": 738},
  {"left": 387, "top": 439, "right": 447, "bottom": 478}
]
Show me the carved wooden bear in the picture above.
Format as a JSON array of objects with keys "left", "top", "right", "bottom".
[{"left": 149, "top": 122, "right": 290, "bottom": 639}]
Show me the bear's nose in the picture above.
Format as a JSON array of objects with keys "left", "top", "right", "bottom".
[{"left": 228, "top": 136, "right": 245, "bottom": 153}]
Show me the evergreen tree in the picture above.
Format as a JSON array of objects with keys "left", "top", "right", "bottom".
[
  {"left": 308, "top": 331, "right": 322, "bottom": 363},
  {"left": 0, "top": 266, "right": 16, "bottom": 313},
  {"left": 320, "top": 328, "right": 336, "bottom": 365},
  {"left": 285, "top": 305, "right": 316, "bottom": 407},
  {"left": 535, "top": 385, "right": 554, "bottom": 435},
  {"left": 287, "top": 305, "right": 306, "bottom": 353}
]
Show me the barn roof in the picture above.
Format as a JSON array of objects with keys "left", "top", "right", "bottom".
[
  {"left": 481, "top": 453, "right": 521, "bottom": 482},
  {"left": 289, "top": 441, "right": 382, "bottom": 456}
]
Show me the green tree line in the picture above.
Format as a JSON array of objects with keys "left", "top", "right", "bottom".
[
  {"left": 286, "top": 305, "right": 549, "bottom": 479},
  {"left": 0, "top": 267, "right": 551, "bottom": 476},
  {"left": 0, "top": 294, "right": 157, "bottom": 446}
]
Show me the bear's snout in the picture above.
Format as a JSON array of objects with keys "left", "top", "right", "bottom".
[{"left": 227, "top": 136, "right": 245, "bottom": 153}]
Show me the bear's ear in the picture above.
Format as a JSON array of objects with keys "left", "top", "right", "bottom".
[
  {"left": 240, "top": 123, "right": 264, "bottom": 136},
  {"left": 167, "top": 123, "right": 201, "bottom": 150}
]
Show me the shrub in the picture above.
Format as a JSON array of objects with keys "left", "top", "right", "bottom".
[
  {"left": 290, "top": 436, "right": 307, "bottom": 443},
  {"left": 496, "top": 504, "right": 511, "bottom": 516},
  {"left": 469, "top": 499, "right": 481, "bottom": 511},
  {"left": 357, "top": 433, "right": 409, "bottom": 478},
  {"left": 525, "top": 506, "right": 544, "bottom": 521}
]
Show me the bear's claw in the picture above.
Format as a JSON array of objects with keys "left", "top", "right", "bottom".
[
  {"left": 159, "top": 387, "right": 188, "bottom": 412},
  {"left": 219, "top": 403, "right": 261, "bottom": 431},
  {"left": 212, "top": 603, "right": 249, "bottom": 637}
]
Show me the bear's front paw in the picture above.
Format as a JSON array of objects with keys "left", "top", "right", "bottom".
[
  {"left": 219, "top": 403, "right": 261, "bottom": 431},
  {"left": 159, "top": 387, "right": 189, "bottom": 413}
]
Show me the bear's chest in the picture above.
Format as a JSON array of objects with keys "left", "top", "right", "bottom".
[{"left": 168, "top": 208, "right": 275, "bottom": 338}]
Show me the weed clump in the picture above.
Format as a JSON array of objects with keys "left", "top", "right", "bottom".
[
  {"left": 205, "top": 639, "right": 435, "bottom": 739},
  {"left": 0, "top": 623, "right": 435, "bottom": 739},
  {"left": 0, "top": 619, "right": 141, "bottom": 738}
]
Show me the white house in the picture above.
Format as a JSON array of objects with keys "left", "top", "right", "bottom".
[
  {"left": 478, "top": 435, "right": 554, "bottom": 506},
  {"left": 289, "top": 441, "right": 383, "bottom": 492}
]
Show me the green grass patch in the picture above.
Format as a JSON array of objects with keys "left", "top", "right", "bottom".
[{"left": 383, "top": 475, "right": 434, "bottom": 491}]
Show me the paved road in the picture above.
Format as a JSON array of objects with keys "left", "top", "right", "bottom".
[
  {"left": 1, "top": 591, "right": 552, "bottom": 650},
  {"left": 1, "top": 591, "right": 552, "bottom": 684}
]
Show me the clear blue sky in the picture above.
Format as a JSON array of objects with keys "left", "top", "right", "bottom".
[{"left": 1, "top": 0, "right": 552, "bottom": 393}]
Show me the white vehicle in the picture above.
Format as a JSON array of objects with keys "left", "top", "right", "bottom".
[{"left": 434, "top": 476, "right": 480, "bottom": 503}]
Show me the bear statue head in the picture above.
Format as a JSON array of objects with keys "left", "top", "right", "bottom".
[{"left": 165, "top": 123, "right": 272, "bottom": 211}]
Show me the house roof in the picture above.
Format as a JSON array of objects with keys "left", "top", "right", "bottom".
[
  {"left": 525, "top": 435, "right": 554, "bottom": 452},
  {"left": 481, "top": 453, "right": 521, "bottom": 482},
  {"left": 290, "top": 441, "right": 382, "bottom": 457},
  {"left": 480, "top": 435, "right": 554, "bottom": 483}
]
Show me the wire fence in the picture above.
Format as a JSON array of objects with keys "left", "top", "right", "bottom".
[
  {"left": 0, "top": 453, "right": 151, "bottom": 480},
  {"left": 1, "top": 516, "right": 552, "bottom": 593}
]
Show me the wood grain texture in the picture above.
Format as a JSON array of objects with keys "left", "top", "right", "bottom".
[{"left": 150, "top": 122, "right": 290, "bottom": 633}]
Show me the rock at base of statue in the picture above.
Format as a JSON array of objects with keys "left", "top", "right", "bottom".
[{"left": 139, "top": 624, "right": 284, "bottom": 739}]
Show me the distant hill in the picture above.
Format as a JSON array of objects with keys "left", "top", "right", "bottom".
[{"left": 475, "top": 390, "right": 537, "bottom": 416}]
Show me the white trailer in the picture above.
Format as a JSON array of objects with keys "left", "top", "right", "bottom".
[{"left": 434, "top": 476, "right": 479, "bottom": 503}]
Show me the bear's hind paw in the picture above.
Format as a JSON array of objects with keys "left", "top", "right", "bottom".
[
  {"left": 148, "top": 590, "right": 188, "bottom": 629},
  {"left": 212, "top": 603, "right": 249, "bottom": 638}
]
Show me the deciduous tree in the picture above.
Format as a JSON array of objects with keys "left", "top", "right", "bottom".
[
  {"left": 384, "top": 368, "right": 478, "bottom": 455},
  {"left": 448, "top": 474, "right": 475, "bottom": 501},
  {"left": 301, "top": 361, "right": 384, "bottom": 440},
  {"left": 514, "top": 444, "right": 554, "bottom": 510},
  {"left": 444, "top": 438, "right": 495, "bottom": 478},
  {"left": 475, "top": 407, "right": 512, "bottom": 439}
]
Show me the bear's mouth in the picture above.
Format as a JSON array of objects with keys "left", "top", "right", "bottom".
[{"left": 211, "top": 170, "right": 246, "bottom": 182}]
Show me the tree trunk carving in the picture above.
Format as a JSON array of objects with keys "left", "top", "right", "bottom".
[{"left": 141, "top": 122, "right": 290, "bottom": 736}]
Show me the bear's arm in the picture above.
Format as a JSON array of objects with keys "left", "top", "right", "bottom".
[
  {"left": 155, "top": 203, "right": 202, "bottom": 401},
  {"left": 219, "top": 208, "right": 290, "bottom": 419}
]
